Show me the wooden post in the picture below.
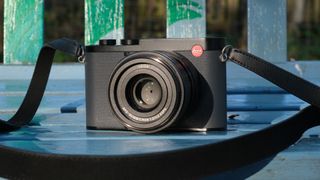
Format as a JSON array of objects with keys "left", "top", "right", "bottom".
[
  {"left": 85, "top": 0, "right": 124, "bottom": 45},
  {"left": 3, "top": 0, "right": 44, "bottom": 64},
  {"left": 248, "top": 0, "right": 287, "bottom": 62},
  {"left": 166, "top": 0, "right": 206, "bottom": 38}
]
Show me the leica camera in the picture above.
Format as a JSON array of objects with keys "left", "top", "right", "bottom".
[{"left": 85, "top": 38, "right": 226, "bottom": 133}]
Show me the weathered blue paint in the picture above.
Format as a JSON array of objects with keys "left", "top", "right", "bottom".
[
  {"left": 0, "top": 63, "right": 319, "bottom": 178},
  {"left": 248, "top": 0, "right": 287, "bottom": 62}
]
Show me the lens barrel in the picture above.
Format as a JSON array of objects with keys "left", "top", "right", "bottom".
[{"left": 109, "top": 52, "right": 196, "bottom": 133}]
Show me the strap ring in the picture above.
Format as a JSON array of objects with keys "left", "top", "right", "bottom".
[
  {"left": 77, "top": 45, "right": 86, "bottom": 63},
  {"left": 220, "top": 45, "right": 233, "bottom": 62}
]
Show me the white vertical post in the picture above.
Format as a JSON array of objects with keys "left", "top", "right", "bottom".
[{"left": 248, "top": 0, "right": 287, "bottom": 62}]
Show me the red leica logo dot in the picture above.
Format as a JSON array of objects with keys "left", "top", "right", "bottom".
[{"left": 191, "top": 45, "right": 204, "bottom": 57}]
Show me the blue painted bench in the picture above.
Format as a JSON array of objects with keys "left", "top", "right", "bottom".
[
  {"left": 1, "top": 0, "right": 320, "bottom": 179},
  {"left": 1, "top": 62, "right": 319, "bottom": 178}
]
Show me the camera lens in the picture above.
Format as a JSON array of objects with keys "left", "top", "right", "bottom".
[
  {"left": 138, "top": 80, "right": 161, "bottom": 106},
  {"left": 109, "top": 52, "right": 197, "bottom": 133},
  {"left": 128, "top": 75, "right": 162, "bottom": 111},
  {"left": 134, "top": 77, "right": 162, "bottom": 109}
]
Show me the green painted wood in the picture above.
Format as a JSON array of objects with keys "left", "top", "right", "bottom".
[
  {"left": 3, "top": 0, "right": 43, "bottom": 64},
  {"left": 166, "top": 0, "right": 206, "bottom": 38},
  {"left": 85, "top": 0, "right": 124, "bottom": 45}
]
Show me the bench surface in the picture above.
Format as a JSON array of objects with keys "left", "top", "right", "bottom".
[{"left": 0, "top": 62, "right": 319, "bottom": 179}]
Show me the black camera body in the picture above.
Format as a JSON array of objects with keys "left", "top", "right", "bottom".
[{"left": 85, "top": 38, "right": 226, "bottom": 133}]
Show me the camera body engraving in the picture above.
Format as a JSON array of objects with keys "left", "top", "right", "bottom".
[{"left": 85, "top": 38, "right": 226, "bottom": 133}]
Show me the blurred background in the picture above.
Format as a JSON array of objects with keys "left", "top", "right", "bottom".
[{"left": 0, "top": 0, "right": 319, "bottom": 62}]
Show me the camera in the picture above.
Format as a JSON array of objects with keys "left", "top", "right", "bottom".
[{"left": 85, "top": 38, "right": 226, "bottom": 133}]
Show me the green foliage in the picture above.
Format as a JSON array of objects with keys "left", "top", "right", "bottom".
[
  {"left": 125, "top": 0, "right": 166, "bottom": 39},
  {"left": 53, "top": 51, "right": 76, "bottom": 63},
  {"left": 288, "top": 24, "right": 320, "bottom": 60},
  {"left": 44, "top": 0, "right": 84, "bottom": 62}
]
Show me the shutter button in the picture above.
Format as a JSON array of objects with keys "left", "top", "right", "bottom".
[
  {"left": 99, "top": 39, "right": 116, "bottom": 46},
  {"left": 121, "top": 39, "right": 139, "bottom": 45}
]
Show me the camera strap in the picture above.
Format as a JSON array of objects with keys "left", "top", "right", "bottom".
[
  {"left": 0, "top": 40, "right": 319, "bottom": 179},
  {"left": 0, "top": 38, "right": 85, "bottom": 132},
  {"left": 220, "top": 45, "right": 320, "bottom": 108}
]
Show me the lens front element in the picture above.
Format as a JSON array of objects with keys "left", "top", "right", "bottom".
[{"left": 132, "top": 76, "right": 162, "bottom": 111}]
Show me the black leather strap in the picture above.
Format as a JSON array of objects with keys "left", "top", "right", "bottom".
[
  {"left": 0, "top": 106, "right": 318, "bottom": 180},
  {"left": 0, "top": 38, "right": 84, "bottom": 131},
  {"left": 0, "top": 43, "right": 319, "bottom": 179},
  {"left": 222, "top": 47, "right": 320, "bottom": 108}
]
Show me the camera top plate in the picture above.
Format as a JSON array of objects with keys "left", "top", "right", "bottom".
[{"left": 85, "top": 38, "right": 225, "bottom": 52}]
